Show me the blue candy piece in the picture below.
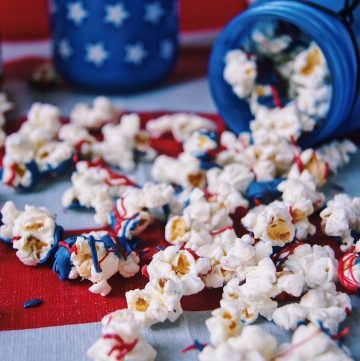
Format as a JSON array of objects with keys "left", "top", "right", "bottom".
[
  {"left": 246, "top": 179, "right": 285, "bottom": 203},
  {"left": 39, "top": 225, "right": 64, "bottom": 264},
  {"left": 0, "top": 213, "right": 12, "bottom": 244},
  {"left": 24, "top": 298, "right": 43, "bottom": 309}
]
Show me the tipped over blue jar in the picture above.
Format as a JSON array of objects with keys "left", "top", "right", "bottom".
[
  {"left": 209, "top": 0, "right": 360, "bottom": 147},
  {"left": 50, "top": 0, "right": 179, "bottom": 92}
]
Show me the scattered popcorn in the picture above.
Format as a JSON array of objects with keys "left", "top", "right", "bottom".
[
  {"left": 87, "top": 309, "right": 156, "bottom": 361},
  {"left": 320, "top": 193, "right": 360, "bottom": 252},
  {"left": 70, "top": 96, "right": 120, "bottom": 129},
  {"left": 146, "top": 113, "right": 216, "bottom": 142},
  {"left": 0, "top": 201, "right": 62, "bottom": 266}
]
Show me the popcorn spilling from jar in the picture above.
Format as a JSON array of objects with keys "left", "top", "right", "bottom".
[{"left": 223, "top": 20, "right": 332, "bottom": 142}]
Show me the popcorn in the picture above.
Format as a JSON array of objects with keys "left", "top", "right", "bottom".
[
  {"left": 88, "top": 309, "right": 156, "bottom": 361},
  {"left": 146, "top": 113, "right": 216, "bottom": 142},
  {"left": 34, "top": 141, "right": 73, "bottom": 174},
  {"left": 70, "top": 96, "right": 119, "bottom": 129},
  {"left": 152, "top": 153, "right": 205, "bottom": 189},
  {"left": 251, "top": 19, "right": 292, "bottom": 55},
  {"left": 276, "top": 323, "right": 352, "bottom": 360},
  {"left": 278, "top": 174, "right": 324, "bottom": 239},
  {"left": 223, "top": 49, "right": 257, "bottom": 98},
  {"left": 317, "top": 139, "right": 357, "bottom": 175},
  {"left": 242, "top": 201, "right": 295, "bottom": 247},
  {"left": 58, "top": 123, "right": 96, "bottom": 157},
  {"left": 199, "top": 325, "right": 278, "bottom": 361},
  {"left": 20, "top": 103, "right": 61, "bottom": 144},
  {"left": 53, "top": 231, "right": 128, "bottom": 296},
  {"left": 273, "top": 283, "right": 351, "bottom": 333},
  {"left": 92, "top": 113, "right": 156, "bottom": 171},
  {"left": 206, "top": 305, "right": 243, "bottom": 346},
  {"left": 320, "top": 193, "right": 360, "bottom": 252},
  {"left": 111, "top": 182, "right": 174, "bottom": 238},
  {"left": 0, "top": 201, "right": 62, "bottom": 266},
  {"left": 338, "top": 242, "right": 360, "bottom": 293},
  {"left": 280, "top": 243, "right": 338, "bottom": 290},
  {"left": 206, "top": 163, "right": 254, "bottom": 194},
  {"left": 146, "top": 246, "right": 208, "bottom": 296},
  {"left": 126, "top": 282, "right": 182, "bottom": 327},
  {"left": 183, "top": 130, "right": 218, "bottom": 158},
  {"left": 63, "top": 161, "right": 137, "bottom": 225}
]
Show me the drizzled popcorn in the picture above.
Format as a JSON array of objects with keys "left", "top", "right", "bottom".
[
  {"left": 1, "top": 103, "right": 73, "bottom": 190},
  {"left": 70, "top": 96, "right": 120, "bottom": 129},
  {"left": 87, "top": 309, "right": 156, "bottom": 361},
  {"left": 62, "top": 161, "right": 138, "bottom": 225},
  {"left": 273, "top": 282, "right": 351, "bottom": 333},
  {"left": 320, "top": 193, "right": 360, "bottom": 252},
  {"left": 92, "top": 113, "right": 156, "bottom": 172},
  {"left": 276, "top": 323, "right": 352, "bottom": 360},
  {"left": 54, "top": 231, "right": 139, "bottom": 296},
  {"left": 0, "top": 201, "right": 62, "bottom": 266},
  {"left": 199, "top": 325, "right": 278, "bottom": 361},
  {"left": 146, "top": 113, "right": 216, "bottom": 142}
]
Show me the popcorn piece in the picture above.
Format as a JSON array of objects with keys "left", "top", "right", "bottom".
[
  {"left": 242, "top": 201, "right": 295, "bottom": 247},
  {"left": 20, "top": 103, "right": 61, "bottom": 144},
  {"left": 152, "top": 153, "right": 205, "bottom": 189},
  {"left": 70, "top": 96, "right": 119, "bottom": 129},
  {"left": 88, "top": 309, "right": 156, "bottom": 361},
  {"left": 276, "top": 323, "right": 352, "bottom": 361},
  {"left": 146, "top": 246, "right": 207, "bottom": 296},
  {"left": 58, "top": 123, "right": 96, "bottom": 157},
  {"left": 273, "top": 282, "right": 351, "bottom": 333},
  {"left": 0, "top": 201, "right": 61, "bottom": 266},
  {"left": 62, "top": 161, "right": 137, "bottom": 225},
  {"left": 126, "top": 283, "right": 182, "bottom": 327},
  {"left": 223, "top": 49, "right": 257, "bottom": 98},
  {"left": 251, "top": 19, "right": 292, "bottom": 55},
  {"left": 111, "top": 182, "right": 174, "bottom": 238},
  {"left": 281, "top": 243, "right": 338, "bottom": 289},
  {"left": 146, "top": 113, "right": 216, "bottom": 142},
  {"left": 54, "top": 231, "right": 120, "bottom": 296},
  {"left": 320, "top": 193, "right": 360, "bottom": 252},
  {"left": 35, "top": 141, "right": 73, "bottom": 174},
  {"left": 199, "top": 325, "right": 277, "bottom": 361},
  {"left": 183, "top": 130, "right": 218, "bottom": 158},
  {"left": 317, "top": 139, "right": 357, "bottom": 175}
]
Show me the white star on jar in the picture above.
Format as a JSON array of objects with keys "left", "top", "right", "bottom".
[
  {"left": 124, "top": 43, "right": 147, "bottom": 65},
  {"left": 160, "top": 40, "right": 174, "bottom": 59},
  {"left": 85, "top": 43, "right": 109, "bottom": 67},
  {"left": 67, "top": 2, "right": 88, "bottom": 25},
  {"left": 104, "top": 3, "right": 129, "bottom": 27},
  {"left": 144, "top": 2, "right": 164, "bottom": 24},
  {"left": 58, "top": 39, "right": 73, "bottom": 59}
]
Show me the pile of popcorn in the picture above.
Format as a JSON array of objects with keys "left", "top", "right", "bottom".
[
  {"left": 224, "top": 20, "right": 332, "bottom": 141},
  {"left": 1, "top": 92, "right": 360, "bottom": 361}
]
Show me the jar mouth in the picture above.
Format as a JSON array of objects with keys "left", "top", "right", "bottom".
[{"left": 209, "top": 0, "right": 358, "bottom": 147}]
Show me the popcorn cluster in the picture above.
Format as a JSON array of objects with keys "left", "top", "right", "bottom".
[
  {"left": 224, "top": 20, "right": 332, "bottom": 142},
  {"left": 1, "top": 103, "right": 73, "bottom": 190}
]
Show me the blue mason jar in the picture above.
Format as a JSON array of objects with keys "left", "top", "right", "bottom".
[
  {"left": 50, "top": 0, "right": 179, "bottom": 91},
  {"left": 209, "top": 0, "right": 360, "bottom": 147}
]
